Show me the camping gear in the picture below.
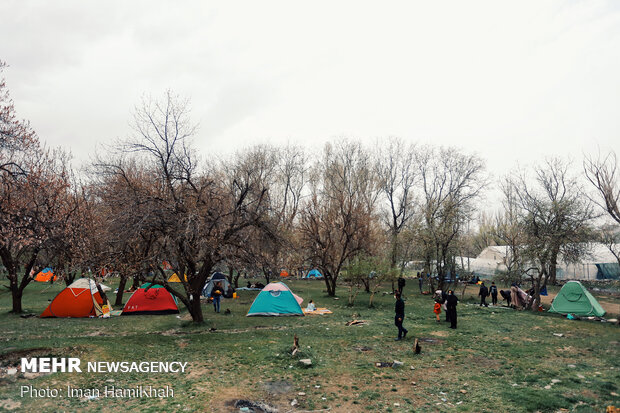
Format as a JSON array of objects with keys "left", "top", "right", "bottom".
[
  {"left": 304, "top": 269, "right": 324, "bottom": 279},
  {"left": 548, "top": 281, "right": 605, "bottom": 317},
  {"left": 40, "top": 278, "right": 111, "bottom": 318},
  {"left": 121, "top": 283, "right": 180, "bottom": 315},
  {"left": 34, "top": 267, "right": 57, "bottom": 282},
  {"left": 303, "top": 307, "right": 333, "bottom": 315},
  {"left": 167, "top": 273, "right": 187, "bottom": 283},
  {"left": 202, "top": 272, "right": 231, "bottom": 297},
  {"left": 280, "top": 270, "right": 289, "bottom": 277},
  {"left": 246, "top": 282, "right": 304, "bottom": 316}
]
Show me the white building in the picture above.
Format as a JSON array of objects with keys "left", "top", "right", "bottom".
[{"left": 469, "top": 244, "right": 619, "bottom": 280}]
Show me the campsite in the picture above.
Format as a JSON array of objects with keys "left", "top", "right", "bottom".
[
  {"left": 1, "top": 276, "right": 618, "bottom": 412},
  {"left": 2, "top": 2, "right": 620, "bottom": 412}
]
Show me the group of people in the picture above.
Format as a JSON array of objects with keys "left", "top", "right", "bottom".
[
  {"left": 394, "top": 286, "right": 460, "bottom": 341},
  {"left": 393, "top": 277, "right": 518, "bottom": 340}
]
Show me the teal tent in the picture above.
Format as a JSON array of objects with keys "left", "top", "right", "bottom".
[
  {"left": 247, "top": 282, "right": 304, "bottom": 316},
  {"left": 548, "top": 281, "right": 605, "bottom": 317},
  {"left": 304, "top": 269, "right": 323, "bottom": 279}
]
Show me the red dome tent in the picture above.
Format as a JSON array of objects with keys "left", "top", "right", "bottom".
[
  {"left": 40, "top": 278, "right": 110, "bottom": 318},
  {"left": 121, "top": 283, "right": 180, "bottom": 315}
]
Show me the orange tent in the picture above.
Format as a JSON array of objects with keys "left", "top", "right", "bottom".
[
  {"left": 34, "top": 267, "right": 57, "bottom": 282},
  {"left": 40, "top": 278, "right": 111, "bottom": 318},
  {"left": 280, "top": 270, "right": 289, "bottom": 277}
]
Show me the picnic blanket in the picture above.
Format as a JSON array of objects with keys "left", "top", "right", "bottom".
[{"left": 303, "top": 307, "right": 333, "bottom": 315}]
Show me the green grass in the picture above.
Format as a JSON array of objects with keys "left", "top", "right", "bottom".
[{"left": 0, "top": 279, "right": 618, "bottom": 412}]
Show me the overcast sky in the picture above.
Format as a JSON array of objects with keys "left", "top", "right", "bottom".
[{"left": 1, "top": 0, "right": 619, "bottom": 196}]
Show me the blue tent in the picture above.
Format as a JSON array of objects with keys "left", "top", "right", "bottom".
[
  {"left": 247, "top": 282, "right": 304, "bottom": 316},
  {"left": 202, "top": 272, "right": 230, "bottom": 297},
  {"left": 304, "top": 269, "right": 324, "bottom": 279}
]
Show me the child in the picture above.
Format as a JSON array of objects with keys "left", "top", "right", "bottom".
[
  {"left": 306, "top": 299, "right": 316, "bottom": 312},
  {"left": 433, "top": 299, "right": 442, "bottom": 322}
]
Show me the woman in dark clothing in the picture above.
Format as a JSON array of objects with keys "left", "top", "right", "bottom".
[
  {"left": 446, "top": 290, "right": 458, "bottom": 329},
  {"left": 394, "top": 291, "right": 408, "bottom": 341}
]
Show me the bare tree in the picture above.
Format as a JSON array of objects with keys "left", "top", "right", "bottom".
[
  {"left": 584, "top": 151, "right": 619, "bottom": 224},
  {"left": 417, "top": 146, "right": 486, "bottom": 291},
  {"left": 300, "top": 141, "right": 380, "bottom": 296},
  {"left": 0, "top": 62, "right": 76, "bottom": 313},
  {"left": 584, "top": 151, "right": 620, "bottom": 265},
  {"left": 493, "top": 178, "right": 527, "bottom": 282},
  {"left": 99, "top": 91, "right": 272, "bottom": 322},
  {"left": 510, "top": 158, "right": 595, "bottom": 310},
  {"left": 375, "top": 138, "right": 418, "bottom": 288}
]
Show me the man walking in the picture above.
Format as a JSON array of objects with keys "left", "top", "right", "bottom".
[
  {"left": 394, "top": 291, "right": 408, "bottom": 340},
  {"left": 489, "top": 282, "right": 498, "bottom": 306},
  {"left": 446, "top": 290, "right": 458, "bottom": 329},
  {"left": 478, "top": 281, "right": 489, "bottom": 307}
]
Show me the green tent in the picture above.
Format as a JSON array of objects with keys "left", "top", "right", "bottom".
[
  {"left": 548, "top": 281, "right": 605, "bottom": 317},
  {"left": 246, "top": 282, "right": 304, "bottom": 316}
]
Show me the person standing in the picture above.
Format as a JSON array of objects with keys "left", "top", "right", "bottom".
[
  {"left": 478, "top": 282, "right": 489, "bottom": 307},
  {"left": 433, "top": 299, "right": 442, "bottom": 323},
  {"left": 489, "top": 282, "right": 498, "bottom": 306},
  {"left": 418, "top": 272, "right": 423, "bottom": 294},
  {"left": 397, "top": 276, "right": 406, "bottom": 294},
  {"left": 446, "top": 290, "right": 458, "bottom": 329},
  {"left": 394, "top": 291, "right": 408, "bottom": 340},
  {"left": 211, "top": 281, "right": 223, "bottom": 313}
]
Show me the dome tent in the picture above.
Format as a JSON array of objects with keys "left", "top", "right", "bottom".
[
  {"left": 548, "top": 281, "right": 605, "bottom": 317},
  {"left": 247, "top": 282, "right": 304, "bottom": 316},
  {"left": 121, "top": 283, "right": 179, "bottom": 315},
  {"left": 40, "top": 278, "right": 111, "bottom": 318},
  {"left": 304, "top": 269, "right": 323, "bottom": 279},
  {"left": 202, "top": 272, "right": 231, "bottom": 297}
]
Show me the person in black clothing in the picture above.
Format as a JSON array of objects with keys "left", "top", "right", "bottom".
[
  {"left": 441, "top": 290, "right": 450, "bottom": 322},
  {"left": 478, "top": 282, "right": 489, "bottom": 307},
  {"left": 417, "top": 272, "right": 423, "bottom": 293},
  {"left": 446, "top": 290, "right": 458, "bottom": 329},
  {"left": 489, "top": 282, "right": 498, "bottom": 305},
  {"left": 394, "top": 291, "right": 408, "bottom": 340},
  {"left": 499, "top": 289, "right": 511, "bottom": 306},
  {"left": 397, "top": 276, "right": 406, "bottom": 294}
]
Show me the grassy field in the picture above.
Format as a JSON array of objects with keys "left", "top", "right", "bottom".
[{"left": 0, "top": 278, "right": 619, "bottom": 413}]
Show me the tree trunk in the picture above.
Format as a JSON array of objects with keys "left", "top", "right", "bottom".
[
  {"left": 549, "top": 248, "right": 559, "bottom": 285},
  {"left": 10, "top": 277, "right": 23, "bottom": 313},
  {"left": 115, "top": 275, "right": 128, "bottom": 306},
  {"left": 324, "top": 273, "right": 337, "bottom": 296},
  {"left": 227, "top": 266, "right": 234, "bottom": 284},
  {"left": 362, "top": 278, "right": 370, "bottom": 293},
  {"left": 188, "top": 294, "right": 204, "bottom": 323}
]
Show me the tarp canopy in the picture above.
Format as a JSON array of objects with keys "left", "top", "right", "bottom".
[
  {"left": 596, "top": 263, "right": 620, "bottom": 280},
  {"left": 202, "top": 272, "right": 231, "bottom": 297},
  {"left": 40, "top": 278, "right": 110, "bottom": 318},
  {"left": 548, "top": 281, "right": 605, "bottom": 317},
  {"left": 121, "top": 283, "right": 179, "bottom": 315},
  {"left": 247, "top": 282, "right": 304, "bottom": 316}
]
